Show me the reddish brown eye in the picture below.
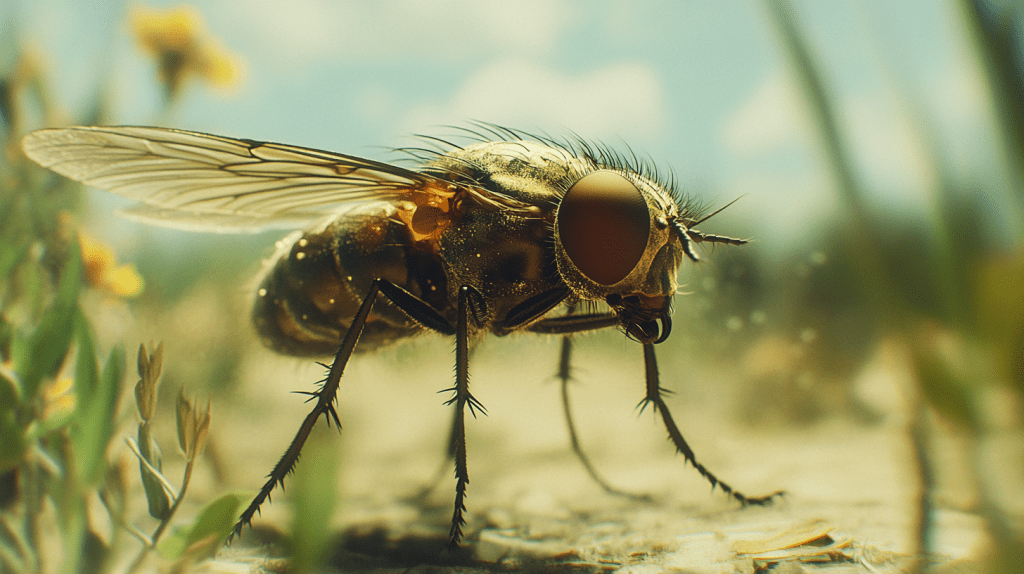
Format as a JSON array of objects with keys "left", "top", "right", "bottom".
[{"left": 557, "top": 170, "right": 650, "bottom": 285}]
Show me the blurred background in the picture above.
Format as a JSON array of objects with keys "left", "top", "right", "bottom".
[{"left": 1, "top": 0, "right": 1021, "bottom": 572}]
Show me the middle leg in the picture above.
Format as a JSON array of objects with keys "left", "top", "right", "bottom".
[
  {"left": 530, "top": 312, "right": 649, "bottom": 499},
  {"left": 557, "top": 335, "right": 650, "bottom": 501},
  {"left": 442, "top": 285, "right": 486, "bottom": 550}
]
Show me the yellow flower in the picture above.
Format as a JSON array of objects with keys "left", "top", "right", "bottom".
[
  {"left": 42, "top": 377, "right": 75, "bottom": 421},
  {"left": 129, "top": 5, "right": 242, "bottom": 100},
  {"left": 79, "top": 231, "right": 144, "bottom": 298}
]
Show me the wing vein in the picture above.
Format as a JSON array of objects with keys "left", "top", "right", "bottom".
[{"left": 21, "top": 126, "right": 444, "bottom": 232}]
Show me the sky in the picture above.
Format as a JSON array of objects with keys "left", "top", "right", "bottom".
[{"left": 9, "top": 0, "right": 1012, "bottom": 255}]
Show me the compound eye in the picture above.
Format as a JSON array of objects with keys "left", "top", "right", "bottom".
[{"left": 557, "top": 170, "right": 650, "bottom": 285}]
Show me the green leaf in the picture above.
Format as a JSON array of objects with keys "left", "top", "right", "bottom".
[
  {"left": 0, "top": 234, "right": 30, "bottom": 284},
  {"left": 0, "top": 409, "right": 26, "bottom": 473},
  {"left": 12, "top": 242, "right": 82, "bottom": 399},
  {"left": 74, "top": 308, "right": 98, "bottom": 401},
  {"left": 72, "top": 335, "right": 124, "bottom": 485},
  {"left": 184, "top": 494, "right": 245, "bottom": 553},
  {"left": 154, "top": 526, "right": 187, "bottom": 561},
  {"left": 0, "top": 371, "right": 22, "bottom": 470},
  {"left": 156, "top": 493, "right": 247, "bottom": 560},
  {"left": 0, "top": 313, "right": 12, "bottom": 363},
  {"left": 57, "top": 241, "right": 84, "bottom": 312},
  {"left": 290, "top": 431, "right": 339, "bottom": 572},
  {"left": 137, "top": 423, "right": 171, "bottom": 520},
  {"left": 28, "top": 309, "right": 96, "bottom": 438},
  {"left": 0, "top": 369, "right": 17, "bottom": 412}
]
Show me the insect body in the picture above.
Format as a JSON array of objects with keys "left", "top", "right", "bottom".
[
  {"left": 253, "top": 138, "right": 684, "bottom": 356},
  {"left": 22, "top": 124, "right": 780, "bottom": 549}
]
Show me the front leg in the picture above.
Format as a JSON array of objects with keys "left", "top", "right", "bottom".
[{"left": 639, "top": 343, "right": 783, "bottom": 506}]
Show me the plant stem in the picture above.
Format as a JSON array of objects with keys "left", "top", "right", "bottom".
[{"left": 125, "top": 458, "right": 194, "bottom": 574}]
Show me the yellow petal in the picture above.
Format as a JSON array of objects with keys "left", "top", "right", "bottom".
[
  {"left": 105, "top": 264, "right": 144, "bottom": 298},
  {"left": 130, "top": 5, "right": 202, "bottom": 52}
]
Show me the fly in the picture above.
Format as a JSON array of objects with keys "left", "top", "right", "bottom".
[{"left": 21, "top": 123, "right": 782, "bottom": 549}]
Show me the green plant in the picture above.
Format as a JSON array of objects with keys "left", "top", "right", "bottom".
[{"left": 765, "top": 0, "right": 1024, "bottom": 571}]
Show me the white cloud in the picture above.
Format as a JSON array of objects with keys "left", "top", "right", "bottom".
[
  {"left": 399, "top": 59, "right": 668, "bottom": 143},
  {"left": 720, "top": 67, "right": 979, "bottom": 214},
  {"left": 219, "top": 0, "right": 574, "bottom": 66},
  {"left": 718, "top": 168, "right": 838, "bottom": 250},
  {"left": 842, "top": 93, "right": 938, "bottom": 199},
  {"left": 720, "top": 69, "right": 813, "bottom": 157}
]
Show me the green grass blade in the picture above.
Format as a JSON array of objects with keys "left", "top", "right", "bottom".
[
  {"left": 12, "top": 244, "right": 82, "bottom": 400},
  {"left": 71, "top": 333, "right": 124, "bottom": 486}
]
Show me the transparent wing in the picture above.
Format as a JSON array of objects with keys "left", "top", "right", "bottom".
[{"left": 21, "top": 126, "right": 443, "bottom": 232}]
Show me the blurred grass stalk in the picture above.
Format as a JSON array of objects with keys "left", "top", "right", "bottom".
[
  {"left": 766, "top": 0, "right": 1024, "bottom": 571},
  {"left": 959, "top": 0, "right": 1024, "bottom": 212},
  {"left": 289, "top": 428, "right": 340, "bottom": 573}
]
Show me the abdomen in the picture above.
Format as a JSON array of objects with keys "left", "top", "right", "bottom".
[{"left": 253, "top": 204, "right": 449, "bottom": 356}]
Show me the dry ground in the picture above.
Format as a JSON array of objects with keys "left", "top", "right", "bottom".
[{"left": 175, "top": 331, "right": 1010, "bottom": 573}]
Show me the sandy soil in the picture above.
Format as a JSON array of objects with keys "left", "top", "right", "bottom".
[{"left": 187, "top": 331, "right": 1007, "bottom": 573}]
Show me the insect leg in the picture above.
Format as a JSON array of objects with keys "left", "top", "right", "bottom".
[
  {"left": 233, "top": 279, "right": 455, "bottom": 540},
  {"left": 638, "top": 343, "right": 784, "bottom": 506},
  {"left": 441, "top": 285, "right": 486, "bottom": 550},
  {"left": 232, "top": 279, "right": 383, "bottom": 540},
  {"left": 557, "top": 335, "right": 650, "bottom": 501},
  {"left": 502, "top": 285, "right": 569, "bottom": 330},
  {"left": 527, "top": 312, "right": 620, "bottom": 335}
]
